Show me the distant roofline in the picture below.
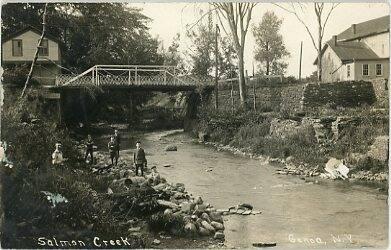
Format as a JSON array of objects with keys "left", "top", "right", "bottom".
[
  {"left": 340, "top": 29, "right": 390, "bottom": 42},
  {"left": 2, "top": 25, "right": 61, "bottom": 44}
]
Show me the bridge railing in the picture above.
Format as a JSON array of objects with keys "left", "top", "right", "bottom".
[{"left": 56, "top": 65, "right": 214, "bottom": 87}]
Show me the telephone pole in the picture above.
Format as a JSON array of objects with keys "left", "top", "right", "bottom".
[
  {"left": 214, "top": 24, "right": 220, "bottom": 109},
  {"left": 299, "top": 41, "right": 303, "bottom": 81}
]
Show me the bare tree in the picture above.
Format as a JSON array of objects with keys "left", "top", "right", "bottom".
[
  {"left": 212, "top": 3, "right": 256, "bottom": 108},
  {"left": 275, "top": 3, "right": 339, "bottom": 82},
  {"left": 20, "top": 3, "right": 48, "bottom": 98}
]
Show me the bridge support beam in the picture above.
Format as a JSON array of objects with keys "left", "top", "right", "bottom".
[{"left": 128, "top": 91, "right": 135, "bottom": 124}]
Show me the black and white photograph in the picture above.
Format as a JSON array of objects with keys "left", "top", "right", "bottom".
[{"left": 0, "top": 1, "right": 389, "bottom": 249}]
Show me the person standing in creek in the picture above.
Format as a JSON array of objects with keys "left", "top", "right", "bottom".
[
  {"left": 133, "top": 140, "right": 147, "bottom": 176},
  {"left": 114, "top": 129, "right": 121, "bottom": 161},
  {"left": 84, "top": 134, "right": 94, "bottom": 165},
  {"left": 108, "top": 136, "right": 118, "bottom": 166}
]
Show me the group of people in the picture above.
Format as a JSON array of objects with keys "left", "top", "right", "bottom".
[{"left": 81, "top": 129, "right": 147, "bottom": 176}]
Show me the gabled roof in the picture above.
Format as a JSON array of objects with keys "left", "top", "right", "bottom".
[
  {"left": 337, "top": 15, "right": 389, "bottom": 41},
  {"left": 328, "top": 40, "right": 379, "bottom": 61},
  {"left": 314, "top": 40, "right": 380, "bottom": 65},
  {"left": 2, "top": 25, "right": 61, "bottom": 44}
]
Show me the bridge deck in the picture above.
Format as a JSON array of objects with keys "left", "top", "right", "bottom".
[{"left": 55, "top": 65, "right": 214, "bottom": 90}]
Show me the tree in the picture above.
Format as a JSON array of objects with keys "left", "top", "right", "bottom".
[
  {"left": 186, "top": 11, "right": 237, "bottom": 78},
  {"left": 2, "top": 3, "right": 164, "bottom": 72},
  {"left": 252, "top": 11, "right": 290, "bottom": 76},
  {"left": 212, "top": 3, "right": 256, "bottom": 108},
  {"left": 275, "top": 3, "right": 339, "bottom": 81},
  {"left": 186, "top": 11, "right": 214, "bottom": 76},
  {"left": 163, "top": 33, "right": 185, "bottom": 69}
]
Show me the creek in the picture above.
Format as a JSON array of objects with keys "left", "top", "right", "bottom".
[{"left": 95, "top": 129, "right": 387, "bottom": 249}]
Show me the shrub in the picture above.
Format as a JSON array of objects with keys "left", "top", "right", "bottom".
[
  {"left": 2, "top": 64, "right": 39, "bottom": 87},
  {"left": 147, "top": 213, "right": 185, "bottom": 236}
]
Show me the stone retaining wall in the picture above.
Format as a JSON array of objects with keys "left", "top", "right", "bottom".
[
  {"left": 212, "top": 80, "right": 377, "bottom": 114},
  {"left": 303, "top": 81, "right": 377, "bottom": 109}
]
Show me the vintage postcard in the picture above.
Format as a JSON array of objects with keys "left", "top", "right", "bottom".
[{"left": 0, "top": 1, "right": 389, "bottom": 249}]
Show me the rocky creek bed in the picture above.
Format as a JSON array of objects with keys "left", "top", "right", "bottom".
[
  {"left": 201, "top": 140, "right": 388, "bottom": 186},
  {"left": 85, "top": 147, "right": 229, "bottom": 248}
]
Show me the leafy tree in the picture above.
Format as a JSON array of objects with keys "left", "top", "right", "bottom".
[
  {"left": 186, "top": 11, "right": 237, "bottom": 78},
  {"left": 163, "top": 33, "right": 185, "bottom": 70},
  {"left": 252, "top": 11, "right": 290, "bottom": 76},
  {"left": 1, "top": 3, "right": 164, "bottom": 72}
]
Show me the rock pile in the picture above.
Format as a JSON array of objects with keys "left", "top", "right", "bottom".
[
  {"left": 350, "top": 171, "right": 388, "bottom": 182},
  {"left": 91, "top": 151, "right": 226, "bottom": 240},
  {"left": 275, "top": 164, "right": 320, "bottom": 177}
]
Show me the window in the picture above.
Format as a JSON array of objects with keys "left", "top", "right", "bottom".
[
  {"left": 38, "top": 39, "right": 49, "bottom": 56},
  {"left": 362, "top": 64, "right": 369, "bottom": 76},
  {"left": 376, "top": 64, "right": 382, "bottom": 76},
  {"left": 12, "top": 39, "right": 23, "bottom": 56},
  {"left": 347, "top": 65, "right": 351, "bottom": 77}
]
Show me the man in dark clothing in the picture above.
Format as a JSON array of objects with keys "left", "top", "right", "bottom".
[
  {"left": 114, "top": 129, "right": 121, "bottom": 159},
  {"left": 133, "top": 141, "right": 147, "bottom": 176},
  {"left": 85, "top": 134, "right": 94, "bottom": 164},
  {"left": 108, "top": 136, "right": 118, "bottom": 166}
]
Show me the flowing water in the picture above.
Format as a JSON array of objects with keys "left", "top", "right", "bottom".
[{"left": 97, "top": 130, "right": 388, "bottom": 249}]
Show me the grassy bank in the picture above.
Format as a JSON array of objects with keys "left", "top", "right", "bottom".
[{"left": 196, "top": 108, "right": 388, "bottom": 176}]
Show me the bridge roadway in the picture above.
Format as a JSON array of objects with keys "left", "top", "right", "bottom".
[{"left": 49, "top": 65, "right": 215, "bottom": 92}]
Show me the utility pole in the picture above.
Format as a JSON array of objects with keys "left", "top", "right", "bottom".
[
  {"left": 214, "top": 24, "right": 220, "bottom": 110},
  {"left": 299, "top": 41, "right": 303, "bottom": 81}
]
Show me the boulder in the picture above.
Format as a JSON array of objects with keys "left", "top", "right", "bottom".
[
  {"left": 201, "top": 221, "right": 215, "bottom": 233},
  {"left": 165, "top": 145, "right": 178, "bottom": 151},
  {"left": 214, "top": 231, "right": 225, "bottom": 240},
  {"left": 164, "top": 208, "right": 173, "bottom": 216},
  {"left": 180, "top": 202, "right": 192, "bottom": 214},
  {"left": 195, "top": 218, "right": 203, "bottom": 227},
  {"left": 195, "top": 196, "right": 203, "bottom": 205},
  {"left": 210, "top": 221, "right": 224, "bottom": 230},
  {"left": 153, "top": 183, "right": 167, "bottom": 191},
  {"left": 184, "top": 222, "right": 197, "bottom": 236},
  {"left": 194, "top": 204, "right": 207, "bottom": 214},
  {"left": 209, "top": 212, "right": 223, "bottom": 223},
  {"left": 157, "top": 200, "right": 179, "bottom": 209},
  {"left": 200, "top": 212, "right": 211, "bottom": 222},
  {"left": 198, "top": 227, "right": 210, "bottom": 236},
  {"left": 152, "top": 239, "right": 161, "bottom": 245},
  {"left": 129, "top": 177, "right": 146, "bottom": 185}
]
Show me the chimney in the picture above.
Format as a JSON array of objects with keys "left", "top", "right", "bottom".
[
  {"left": 333, "top": 35, "right": 337, "bottom": 46},
  {"left": 352, "top": 24, "right": 357, "bottom": 34}
]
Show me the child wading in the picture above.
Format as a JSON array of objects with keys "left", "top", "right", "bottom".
[
  {"left": 133, "top": 141, "right": 147, "bottom": 176},
  {"left": 85, "top": 134, "right": 94, "bottom": 164},
  {"left": 108, "top": 136, "right": 118, "bottom": 166}
]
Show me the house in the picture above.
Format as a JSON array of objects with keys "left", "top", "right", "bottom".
[
  {"left": 2, "top": 25, "right": 61, "bottom": 85},
  {"left": 315, "top": 15, "right": 389, "bottom": 83}
]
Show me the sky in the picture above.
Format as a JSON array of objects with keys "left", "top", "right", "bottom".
[{"left": 132, "top": 2, "right": 389, "bottom": 78}]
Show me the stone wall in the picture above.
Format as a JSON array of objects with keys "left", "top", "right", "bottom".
[
  {"left": 214, "top": 82, "right": 306, "bottom": 113},
  {"left": 212, "top": 80, "right": 376, "bottom": 114},
  {"left": 302, "top": 81, "right": 377, "bottom": 109}
]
